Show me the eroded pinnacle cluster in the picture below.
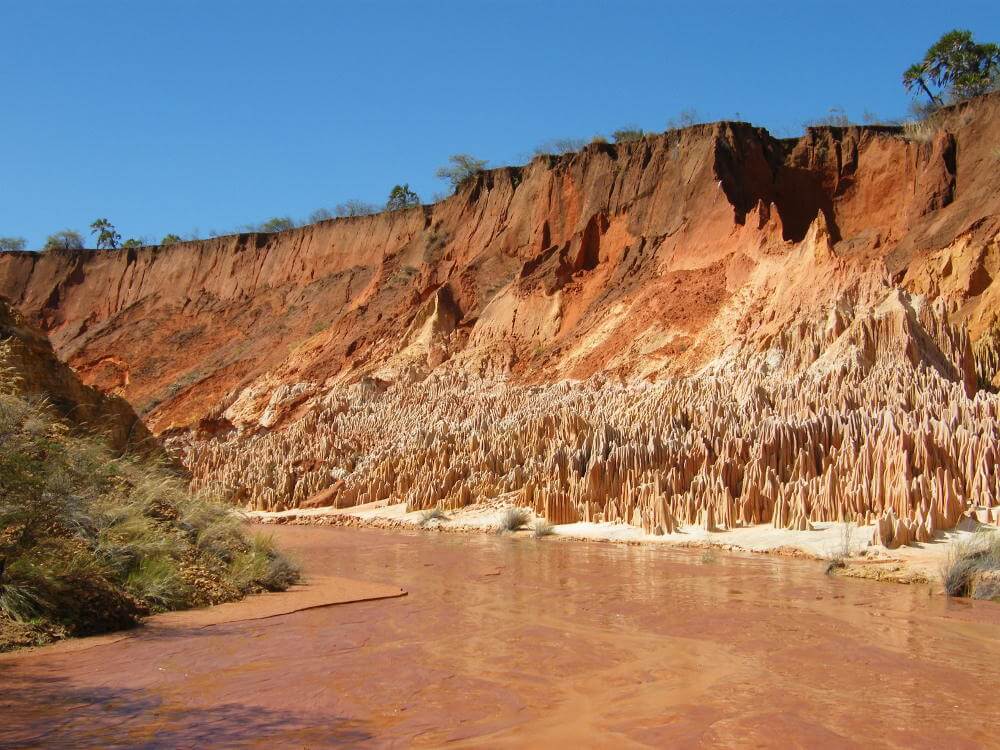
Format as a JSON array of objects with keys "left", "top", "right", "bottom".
[{"left": 180, "top": 293, "right": 1000, "bottom": 549}]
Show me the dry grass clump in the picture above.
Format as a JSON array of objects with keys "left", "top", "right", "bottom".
[
  {"left": 941, "top": 530, "right": 1000, "bottom": 599},
  {"left": 901, "top": 114, "right": 944, "bottom": 143},
  {"left": 497, "top": 507, "right": 532, "bottom": 534},
  {"left": 0, "top": 391, "right": 299, "bottom": 651},
  {"left": 418, "top": 506, "right": 450, "bottom": 526},
  {"left": 825, "top": 523, "right": 855, "bottom": 574},
  {"left": 532, "top": 519, "right": 555, "bottom": 538}
]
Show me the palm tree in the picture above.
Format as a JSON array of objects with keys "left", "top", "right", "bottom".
[
  {"left": 904, "top": 30, "right": 1000, "bottom": 106},
  {"left": 90, "top": 218, "right": 121, "bottom": 250}
]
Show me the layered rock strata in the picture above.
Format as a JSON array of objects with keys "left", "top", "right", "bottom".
[{"left": 2, "top": 94, "right": 1000, "bottom": 548}]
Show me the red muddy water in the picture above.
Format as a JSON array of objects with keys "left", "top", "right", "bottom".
[{"left": 2, "top": 525, "right": 999, "bottom": 748}]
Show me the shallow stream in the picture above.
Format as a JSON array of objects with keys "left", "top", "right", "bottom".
[{"left": 2, "top": 526, "right": 998, "bottom": 748}]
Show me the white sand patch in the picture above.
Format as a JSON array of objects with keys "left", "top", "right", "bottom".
[{"left": 248, "top": 500, "right": 997, "bottom": 581}]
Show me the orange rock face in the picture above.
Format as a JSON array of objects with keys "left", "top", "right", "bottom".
[
  {"left": 2, "top": 94, "right": 1000, "bottom": 544},
  {"left": 0, "top": 300, "right": 153, "bottom": 453}
]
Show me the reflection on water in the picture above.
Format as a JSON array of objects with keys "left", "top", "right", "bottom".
[{"left": 3, "top": 526, "right": 999, "bottom": 748}]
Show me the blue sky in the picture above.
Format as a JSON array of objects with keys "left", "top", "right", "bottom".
[{"left": 3, "top": 1, "right": 998, "bottom": 249}]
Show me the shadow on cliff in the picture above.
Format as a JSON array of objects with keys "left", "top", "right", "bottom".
[{"left": 0, "top": 663, "right": 375, "bottom": 749}]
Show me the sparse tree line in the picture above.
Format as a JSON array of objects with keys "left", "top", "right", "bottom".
[{"left": 3, "top": 29, "right": 995, "bottom": 255}]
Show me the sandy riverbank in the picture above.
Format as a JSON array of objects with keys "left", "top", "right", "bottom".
[
  {"left": 0, "top": 574, "right": 405, "bottom": 662},
  {"left": 248, "top": 499, "right": 999, "bottom": 589}
]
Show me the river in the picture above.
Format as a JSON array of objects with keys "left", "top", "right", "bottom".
[{"left": 2, "top": 525, "right": 999, "bottom": 748}]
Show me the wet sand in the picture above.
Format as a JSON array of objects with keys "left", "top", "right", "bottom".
[{"left": 2, "top": 526, "right": 999, "bottom": 748}]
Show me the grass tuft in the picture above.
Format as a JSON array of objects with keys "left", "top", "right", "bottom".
[
  {"left": 418, "top": 506, "right": 450, "bottom": 526},
  {"left": 227, "top": 533, "right": 300, "bottom": 594},
  {"left": 825, "top": 559, "right": 847, "bottom": 575},
  {"left": 497, "top": 507, "right": 532, "bottom": 534},
  {"left": 125, "top": 555, "right": 191, "bottom": 611},
  {"left": 941, "top": 530, "right": 1000, "bottom": 598},
  {"left": 824, "top": 522, "right": 855, "bottom": 574},
  {"left": 902, "top": 117, "right": 941, "bottom": 143},
  {"left": 532, "top": 519, "right": 555, "bottom": 538}
]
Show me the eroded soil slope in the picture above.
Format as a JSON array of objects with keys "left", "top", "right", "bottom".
[
  {"left": 2, "top": 94, "right": 1000, "bottom": 547},
  {"left": 0, "top": 300, "right": 152, "bottom": 453}
]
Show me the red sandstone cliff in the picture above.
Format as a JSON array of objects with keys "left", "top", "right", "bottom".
[
  {"left": 2, "top": 95, "right": 1000, "bottom": 543},
  {"left": 2, "top": 93, "right": 996, "bottom": 434},
  {"left": 0, "top": 300, "right": 153, "bottom": 453}
]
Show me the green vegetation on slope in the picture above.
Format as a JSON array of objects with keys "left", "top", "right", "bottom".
[{"left": 0, "top": 373, "right": 298, "bottom": 652}]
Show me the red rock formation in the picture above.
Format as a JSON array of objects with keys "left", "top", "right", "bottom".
[
  {"left": 0, "top": 300, "right": 153, "bottom": 453},
  {"left": 2, "top": 93, "right": 1000, "bottom": 545}
]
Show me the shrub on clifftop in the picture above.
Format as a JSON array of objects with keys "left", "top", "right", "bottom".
[
  {"left": 0, "top": 237, "right": 26, "bottom": 252},
  {"left": 612, "top": 127, "right": 644, "bottom": 143},
  {"left": 42, "top": 230, "right": 84, "bottom": 252},
  {"left": 334, "top": 201, "right": 379, "bottom": 218},
  {"left": 436, "top": 154, "right": 488, "bottom": 193},
  {"left": 259, "top": 217, "right": 295, "bottom": 233},
  {"left": 386, "top": 184, "right": 420, "bottom": 211}
]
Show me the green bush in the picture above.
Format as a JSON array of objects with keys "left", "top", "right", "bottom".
[
  {"left": 0, "top": 237, "right": 26, "bottom": 252},
  {"left": 386, "top": 184, "right": 420, "bottom": 211},
  {"left": 42, "top": 230, "right": 84, "bottom": 251},
  {"left": 436, "top": 154, "right": 488, "bottom": 192},
  {"left": 612, "top": 127, "right": 644, "bottom": 143},
  {"left": 0, "top": 388, "right": 299, "bottom": 650},
  {"left": 258, "top": 217, "right": 295, "bottom": 233},
  {"left": 227, "top": 533, "right": 299, "bottom": 593}
]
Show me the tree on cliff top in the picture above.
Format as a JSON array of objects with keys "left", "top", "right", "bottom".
[
  {"left": 904, "top": 30, "right": 1000, "bottom": 106},
  {"left": 90, "top": 218, "right": 120, "bottom": 250},
  {"left": 42, "top": 230, "right": 84, "bottom": 252},
  {"left": 259, "top": 217, "right": 295, "bottom": 233},
  {"left": 0, "top": 237, "right": 26, "bottom": 252},
  {"left": 385, "top": 184, "right": 420, "bottom": 211},
  {"left": 435, "top": 154, "right": 488, "bottom": 193},
  {"left": 333, "top": 200, "right": 378, "bottom": 218}
]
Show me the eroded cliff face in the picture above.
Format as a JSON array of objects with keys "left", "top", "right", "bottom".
[
  {"left": 2, "top": 94, "right": 1000, "bottom": 545},
  {"left": 0, "top": 301, "right": 153, "bottom": 453}
]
